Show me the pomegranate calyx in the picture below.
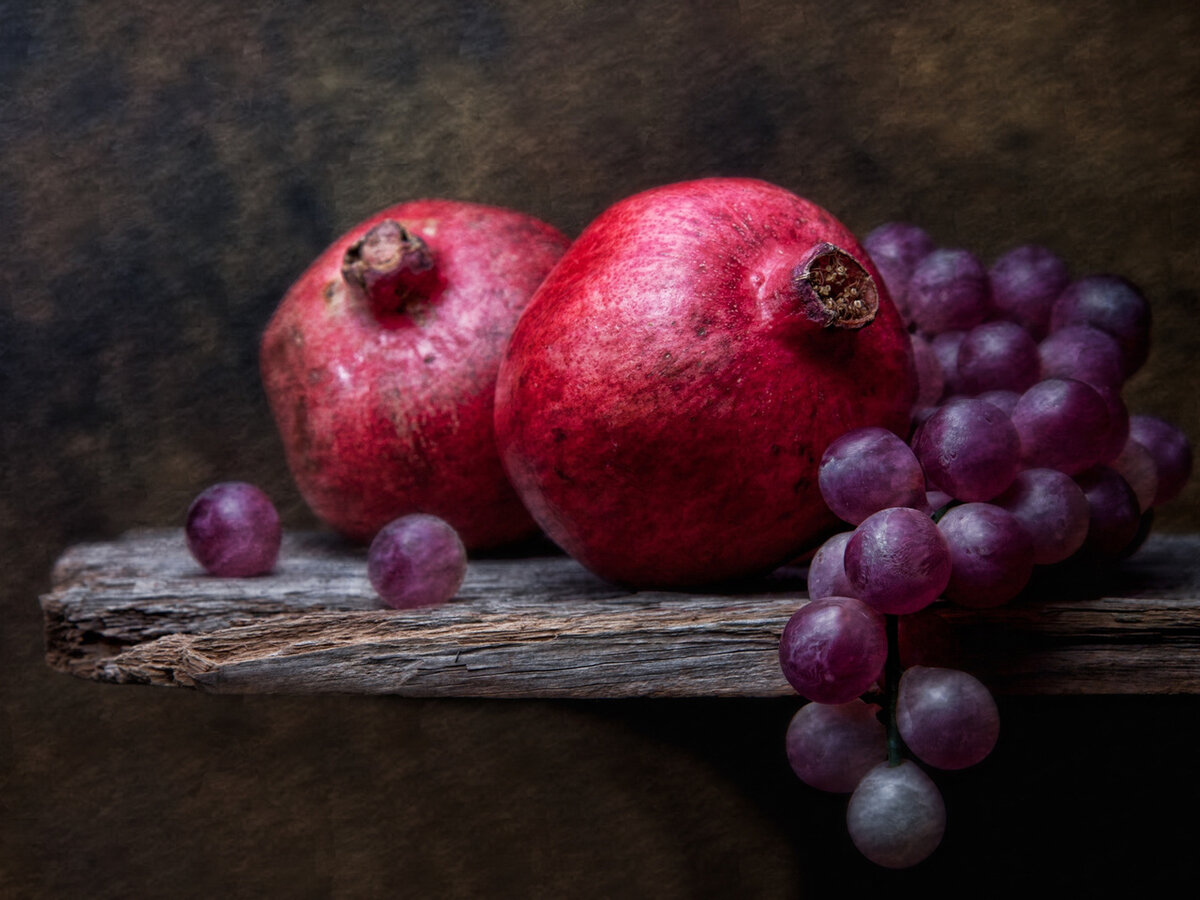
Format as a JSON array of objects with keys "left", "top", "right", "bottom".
[
  {"left": 342, "top": 220, "right": 439, "bottom": 321},
  {"left": 793, "top": 243, "right": 879, "bottom": 330}
]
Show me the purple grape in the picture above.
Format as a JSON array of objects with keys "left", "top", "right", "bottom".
[
  {"left": 1128, "top": 414, "right": 1194, "bottom": 506},
  {"left": 1121, "top": 509, "right": 1156, "bottom": 560},
  {"left": 929, "top": 331, "right": 966, "bottom": 395},
  {"left": 1110, "top": 438, "right": 1159, "bottom": 513},
  {"left": 1094, "top": 384, "right": 1130, "bottom": 463},
  {"left": 975, "top": 389, "right": 1020, "bottom": 416},
  {"left": 185, "top": 482, "right": 281, "bottom": 577},
  {"left": 922, "top": 490, "right": 954, "bottom": 516},
  {"left": 1050, "top": 275, "right": 1150, "bottom": 377},
  {"left": 938, "top": 503, "right": 1034, "bottom": 607},
  {"left": 912, "top": 398, "right": 1021, "bottom": 501},
  {"left": 846, "top": 760, "right": 945, "bottom": 868},
  {"left": 819, "top": 427, "right": 926, "bottom": 525},
  {"left": 907, "top": 248, "right": 991, "bottom": 335},
  {"left": 806, "top": 531, "right": 856, "bottom": 600},
  {"left": 939, "top": 393, "right": 972, "bottom": 407},
  {"left": 910, "top": 332, "right": 945, "bottom": 408},
  {"left": 1038, "top": 324, "right": 1125, "bottom": 391},
  {"left": 844, "top": 508, "right": 952, "bottom": 615},
  {"left": 911, "top": 404, "right": 940, "bottom": 431},
  {"left": 863, "top": 222, "right": 935, "bottom": 322},
  {"left": 956, "top": 320, "right": 1041, "bottom": 394},
  {"left": 367, "top": 514, "right": 468, "bottom": 609},
  {"left": 988, "top": 244, "right": 1070, "bottom": 339},
  {"left": 897, "top": 666, "right": 1000, "bottom": 770},
  {"left": 863, "top": 222, "right": 936, "bottom": 273},
  {"left": 785, "top": 700, "right": 887, "bottom": 793},
  {"left": 992, "top": 468, "right": 1091, "bottom": 564},
  {"left": 1011, "top": 379, "right": 1112, "bottom": 475},
  {"left": 1075, "top": 466, "right": 1142, "bottom": 558},
  {"left": 778, "top": 597, "right": 888, "bottom": 704}
]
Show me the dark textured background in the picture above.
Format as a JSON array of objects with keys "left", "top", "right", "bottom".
[{"left": 3, "top": 1, "right": 1198, "bottom": 895}]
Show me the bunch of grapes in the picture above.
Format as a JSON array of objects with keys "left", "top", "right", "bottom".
[{"left": 780, "top": 223, "right": 1193, "bottom": 868}]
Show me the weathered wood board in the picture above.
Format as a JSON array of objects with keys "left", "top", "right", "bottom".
[{"left": 40, "top": 529, "right": 1200, "bottom": 697}]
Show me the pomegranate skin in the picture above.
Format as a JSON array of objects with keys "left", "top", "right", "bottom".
[
  {"left": 494, "top": 178, "right": 916, "bottom": 587},
  {"left": 261, "top": 199, "right": 570, "bottom": 548}
]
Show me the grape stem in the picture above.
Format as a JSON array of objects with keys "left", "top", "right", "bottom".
[
  {"left": 885, "top": 613, "right": 904, "bottom": 767},
  {"left": 930, "top": 499, "right": 963, "bottom": 524}
]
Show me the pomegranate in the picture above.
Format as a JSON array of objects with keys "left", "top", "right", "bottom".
[
  {"left": 261, "top": 199, "right": 570, "bottom": 548},
  {"left": 494, "top": 178, "right": 916, "bottom": 587}
]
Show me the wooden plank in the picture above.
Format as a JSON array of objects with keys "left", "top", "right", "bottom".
[{"left": 39, "top": 529, "right": 1200, "bottom": 697}]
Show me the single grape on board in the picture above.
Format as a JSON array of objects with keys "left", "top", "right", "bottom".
[
  {"left": 185, "top": 481, "right": 281, "bottom": 577},
  {"left": 368, "top": 513, "right": 468, "bottom": 609}
]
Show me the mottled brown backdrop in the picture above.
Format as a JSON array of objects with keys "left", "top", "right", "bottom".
[{"left": 2, "top": 1, "right": 1197, "bottom": 896}]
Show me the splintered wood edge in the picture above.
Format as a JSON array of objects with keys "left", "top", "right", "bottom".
[{"left": 39, "top": 529, "right": 1200, "bottom": 698}]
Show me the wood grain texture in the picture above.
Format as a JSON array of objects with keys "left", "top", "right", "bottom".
[{"left": 40, "top": 529, "right": 1200, "bottom": 697}]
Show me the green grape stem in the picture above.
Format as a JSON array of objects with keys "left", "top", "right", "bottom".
[
  {"left": 885, "top": 613, "right": 905, "bottom": 767},
  {"left": 883, "top": 496, "right": 958, "bottom": 765},
  {"left": 930, "top": 499, "right": 963, "bottom": 524}
]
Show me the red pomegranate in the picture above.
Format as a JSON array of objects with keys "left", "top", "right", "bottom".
[
  {"left": 494, "top": 178, "right": 916, "bottom": 587},
  {"left": 261, "top": 199, "right": 570, "bottom": 548}
]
